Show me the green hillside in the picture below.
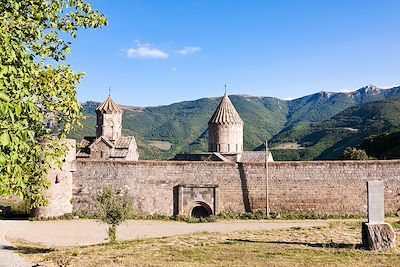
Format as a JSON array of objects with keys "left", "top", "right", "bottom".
[
  {"left": 69, "top": 85, "right": 400, "bottom": 160},
  {"left": 359, "top": 131, "right": 400, "bottom": 159},
  {"left": 271, "top": 85, "right": 400, "bottom": 144},
  {"left": 70, "top": 96, "right": 288, "bottom": 159},
  {"left": 272, "top": 99, "right": 400, "bottom": 161}
]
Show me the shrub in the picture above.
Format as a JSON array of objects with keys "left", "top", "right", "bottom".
[
  {"left": 342, "top": 147, "right": 369, "bottom": 160},
  {"left": 96, "top": 186, "right": 133, "bottom": 243},
  {"left": 173, "top": 215, "right": 217, "bottom": 223}
]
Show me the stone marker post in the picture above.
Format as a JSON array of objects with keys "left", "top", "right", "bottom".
[{"left": 362, "top": 180, "right": 396, "bottom": 250}]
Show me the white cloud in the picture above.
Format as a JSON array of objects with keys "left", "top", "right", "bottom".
[
  {"left": 172, "top": 67, "right": 177, "bottom": 72},
  {"left": 336, "top": 88, "right": 354, "bottom": 93},
  {"left": 126, "top": 43, "right": 168, "bottom": 59},
  {"left": 283, "top": 96, "right": 295, "bottom": 100},
  {"left": 178, "top": 46, "right": 202, "bottom": 55},
  {"left": 380, "top": 84, "right": 399, "bottom": 89}
]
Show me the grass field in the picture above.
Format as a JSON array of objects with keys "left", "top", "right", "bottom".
[
  {"left": 147, "top": 140, "right": 173, "bottom": 151},
  {"left": 12, "top": 220, "right": 400, "bottom": 267}
]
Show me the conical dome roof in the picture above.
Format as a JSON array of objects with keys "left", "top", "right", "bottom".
[
  {"left": 208, "top": 93, "right": 243, "bottom": 125},
  {"left": 96, "top": 96, "right": 123, "bottom": 113}
]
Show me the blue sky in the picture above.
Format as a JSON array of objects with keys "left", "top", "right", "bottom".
[{"left": 68, "top": 0, "right": 400, "bottom": 106}]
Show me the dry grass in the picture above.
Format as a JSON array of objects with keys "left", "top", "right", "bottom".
[
  {"left": 147, "top": 140, "right": 172, "bottom": 151},
  {"left": 12, "top": 220, "right": 400, "bottom": 267},
  {"left": 271, "top": 142, "right": 304, "bottom": 150}
]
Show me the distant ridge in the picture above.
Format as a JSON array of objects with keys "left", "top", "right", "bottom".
[
  {"left": 70, "top": 84, "right": 400, "bottom": 160},
  {"left": 272, "top": 97, "right": 400, "bottom": 160}
]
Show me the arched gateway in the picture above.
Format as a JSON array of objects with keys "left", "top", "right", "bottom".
[
  {"left": 190, "top": 201, "right": 213, "bottom": 218},
  {"left": 175, "top": 184, "right": 219, "bottom": 217}
]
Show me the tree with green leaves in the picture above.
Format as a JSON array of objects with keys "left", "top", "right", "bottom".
[
  {"left": 342, "top": 147, "right": 370, "bottom": 160},
  {"left": 96, "top": 186, "right": 133, "bottom": 243},
  {"left": 0, "top": 1, "right": 107, "bottom": 208}
]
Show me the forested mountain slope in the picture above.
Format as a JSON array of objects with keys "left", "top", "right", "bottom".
[{"left": 69, "top": 85, "right": 400, "bottom": 160}]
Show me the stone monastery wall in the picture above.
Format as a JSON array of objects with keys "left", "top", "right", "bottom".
[{"left": 72, "top": 160, "right": 400, "bottom": 216}]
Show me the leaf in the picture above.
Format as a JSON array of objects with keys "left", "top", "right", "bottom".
[
  {"left": 0, "top": 132, "right": 10, "bottom": 146},
  {"left": 15, "top": 104, "right": 22, "bottom": 117},
  {"left": 0, "top": 153, "right": 6, "bottom": 164},
  {"left": 0, "top": 92, "right": 10, "bottom": 102}
]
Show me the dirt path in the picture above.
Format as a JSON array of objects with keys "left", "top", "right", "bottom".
[
  {"left": 0, "top": 220, "right": 31, "bottom": 267},
  {"left": 2, "top": 219, "right": 328, "bottom": 248}
]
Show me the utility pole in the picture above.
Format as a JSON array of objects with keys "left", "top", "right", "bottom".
[{"left": 265, "top": 140, "right": 270, "bottom": 218}]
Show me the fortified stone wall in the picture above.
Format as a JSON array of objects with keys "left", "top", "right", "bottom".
[
  {"left": 268, "top": 161, "right": 400, "bottom": 214},
  {"left": 72, "top": 160, "right": 400, "bottom": 216},
  {"left": 33, "top": 139, "right": 76, "bottom": 218}
]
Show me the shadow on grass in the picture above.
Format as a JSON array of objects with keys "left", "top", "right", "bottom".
[
  {"left": 226, "top": 239, "right": 364, "bottom": 249},
  {"left": 1, "top": 244, "right": 54, "bottom": 254}
]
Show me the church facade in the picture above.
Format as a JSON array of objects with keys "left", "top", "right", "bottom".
[{"left": 76, "top": 96, "right": 139, "bottom": 161}]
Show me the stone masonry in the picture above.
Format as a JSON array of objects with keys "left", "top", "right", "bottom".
[
  {"left": 33, "top": 139, "right": 76, "bottom": 218},
  {"left": 34, "top": 94, "right": 400, "bottom": 218},
  {"left": 71, "top": 159, "right": 400, "bottom": 216}
]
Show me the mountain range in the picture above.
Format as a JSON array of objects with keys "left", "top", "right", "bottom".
[{"left": 69, "top": 84, "right": 400, "bottom": 160}]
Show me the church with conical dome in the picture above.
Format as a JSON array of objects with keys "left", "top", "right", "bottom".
[
  {"left": 76, "top": 95, "right": 139, "bottom": 160},
  {"left": 208, "top": 91, "right": 244, "bottom": 154},
  {"left": 175, "top": 87, "right": 273, "bottom": 163}
]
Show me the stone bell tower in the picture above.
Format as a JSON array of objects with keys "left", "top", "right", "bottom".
[
  {"left": 96, "top": 94, "right": 123, "bottom": 141},
  {"left": 208, "top": 86, "right": 244, "bottom": 153}
]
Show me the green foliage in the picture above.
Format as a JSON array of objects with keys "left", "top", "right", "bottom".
[
  {"left": 0, "top": 1, "right": 106, "bottom": 208},
  {"left": 173, "top": 215, "right": 217, "bottom": 223},
  {"left": 286, "top": 99, "right": 400, "bottom": 160},
  {"left": 269, "top": 149, "right": 302, "bottom": 161},
  {"left": 217, "top": 211, "right": 364, "bottom": 220},
  {"left": 360, "top": 131, "right": 400, "bottom": 159},
  {"left": 388, "top": 220, "right": 400, "bottom": 230},
  {"left": 29, "top": 211, "right": 99, "bottom": 221},
  {"left": 218, "top": 211, "right": 268, "bottom": 220},
  {"left": 96, "top": 186, "right": 133, "bottom": 243},
  {"left": 30, "top": 212, "right": 76, "bottom": 221},
  {"left": 342, "top": 147, "right": 370, "bottom": 160},
  {"left": 271, "top": 88, "right": 400, "bottom": 159}
]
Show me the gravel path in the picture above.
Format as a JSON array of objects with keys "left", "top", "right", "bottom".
[
  {"left": 1, "top": 219, "right": 328, "bottom": 248},
  {"left": 0, "top": 220, "right": 31, "bottom": 267}
]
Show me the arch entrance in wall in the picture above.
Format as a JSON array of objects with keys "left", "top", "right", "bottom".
[
  {"left": 174, "top": 184, "right": 219, "bottom": 217},
  {"left": 190, "top": 201, "right": 212, "bottom": 218}
]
